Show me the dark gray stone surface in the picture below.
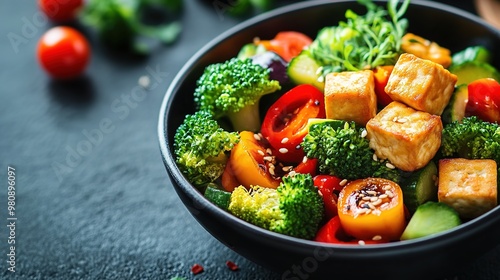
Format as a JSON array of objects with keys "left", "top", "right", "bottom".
[{"left": 0, "top": 0, "right": 498, "bottom": 279}]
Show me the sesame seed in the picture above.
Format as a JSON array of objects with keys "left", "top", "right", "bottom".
[
  {"left": 365, "top": 209, "right": 372, "bottom": 215},
  {"left": 316, "top": 66, "right": 323, "bottom": 75},
  {"left": 385, "top": 190, "right": 394, "bottom": 198},
  {"left": 358, "top": 240, "right": 366, "bottom": 245},
  {"left": 397, "top": 118, "right": 408, "bottom": 123},
  {"left": 393, "top": 117, "right": 399, "bottom": 122},
  {"left": 383, "top": 185, "right": 391, "bottom": 191},
  {"left": 269, "top": 167, "right": 275, "bottom": 176},
  {"left": 317, "top": 76, "right": 324, "bottom": 83},
  {"left": 370, "top": 197, "right": 378, "bottom": 202},
  {"left": 279, "top": 148, "right": 288, "bottom": 154},
  {"left": 381, "top": 202, "right": 389, "bottom": 208},
  {"left": 257, "top": 150, "right": 265, "bottom": 156},
  {"left": 366, "top": 190, "right": 377, "bottom": 195},
  {"left": 372, "top": 199, "right": 382, "bottom": 206},
  {"left": 361, "top": 129, "right": 367, "bottom": 138},
  {"left": 263, "top": 156, "right": 273, "bottom": 162},
  {"left": 302, "top": 156, "right": 308, "bottom": 163},
  {"left": 281, "top": 137, "right": 289, "bottom": 144},
  {"left": 282, "top": 166, "right": 293, "bottom": 172},
  {"left": 372, "top": 235, "right": 382, "bottom": 241},
  {"left": 378, "top": 194, "right": 388, "bottom": 199},
  {"left": 385, "top": 162, "right": 395, "bottom": 169},
  {"left": 368, "top": 203, "right": 376, "bottom": 210},
  {"left": 253, "top": 133, "right": 261, "bottom": 141},
  {"left": 288, "top": 171, "right": 297, "bottom": 177},
  {"left": 339, "top": 179, "right": 348, "bottom": 186},
  {"left": 266, "top": 148, "right": 272, "bottom": 155},
  {"left": 138, "top": 75, "right": 151, "bottom": 89},
  {"left": 372, "top": 153, "right": 378, "bottom": 162},
  {"left": 362, "top": 196, "right": 371, "bottom": 201}
]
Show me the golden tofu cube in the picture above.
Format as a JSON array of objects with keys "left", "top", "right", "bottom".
[
  {"left": 438, "top": 158, "right": 498, "bottom": 219},
  {"left": 384, "top": 53, "right": 457, "bottom": 115},
  {"left": 324, "top": 70, "right": 377, "bottom": 126},
  {"left": 366, "top": 101, "right": 443, "bottom": 172}
]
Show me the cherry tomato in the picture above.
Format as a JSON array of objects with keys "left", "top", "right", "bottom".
[
  {"left": 315, "top": 216, "right": 384, "bottom": 245},
  {"left": 313, "top": 175, "right": 343, "bottom": 220},
  {"left": 37, "top": 26, "right": 91, "bottom": 79},
  {"left": 38, "top": 0, "right": 83, "bottom": 22},
  {"left": 373, "top": 65, "right": 394, "bottom": 107},
  {"left": 465, "top": 78, "right": 500, "bottom": 123},
  {"left": 261, "top": 84, "right": 326, "bottom": 164},
  {"left": 256, "top": 31, "right": 313, "bottom": 62}
]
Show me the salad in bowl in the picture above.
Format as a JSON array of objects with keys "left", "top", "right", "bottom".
[{"left": 159, "top": 0, "right": 500, "bottom": 278}]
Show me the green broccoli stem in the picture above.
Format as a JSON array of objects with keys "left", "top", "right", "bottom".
[{"left": 226, "top": 102, "right": 262, "bottom": 132}]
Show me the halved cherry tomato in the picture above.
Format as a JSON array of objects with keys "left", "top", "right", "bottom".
[
  {"left": 38, "top": 0, "right": 83, "bottom": 22},
  {"left": 373, "top": 65, "right": 394, "bottom": 107},
  {"left": 337, "top": 178, "right": 406, "bottom": 241},
  {"left": 315, "top": 216, "right": 385, "bottom": 245},
  {"left": 37, "top": 26, "right": 91, "bottom": 79},
  {"left": 293, "top": 158, "right": 318, "bottom": 177},
  {"left": 255, "top": 31, "right": 313, "bottom": 62},
  {"left": 228, "top": 131, "right": 281, "bottom": 189},
  {"left": 314, "top": 175, "right": 343, "bottom": 220},
  {"left": 261, "top": 84, "right": 326, "bottom": 164},
  {"left": 465, "top": 78, "right": 500, "bottom": 123}
]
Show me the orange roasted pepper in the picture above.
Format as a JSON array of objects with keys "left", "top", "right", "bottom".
[
  {"left": 337, "top": 178, "right": 406, "bottom": 241},
  {"left": 227, "top": 131, "right": 281, "bottom": 189}
]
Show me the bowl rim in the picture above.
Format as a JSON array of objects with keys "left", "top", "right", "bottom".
[{"left": 158, "top": 0, "right": 500, "bottom": 254}]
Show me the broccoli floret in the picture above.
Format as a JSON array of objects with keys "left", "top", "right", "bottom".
[
  {"left": 301, "top": 120, "right": 401, "bottom": 182},
  {"left": 193, "top": 57, "right": 281, "bottom": 132},
  {"left": 173, "top": 111, "right": 240, "bottom": 188},
  {"left": 228, "top": 173, "right": 324, "bottom": 239},
  {"left": 441, "top": 116, "right": 500, "bottom": 169}
]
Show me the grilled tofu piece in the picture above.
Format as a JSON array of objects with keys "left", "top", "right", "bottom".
[
  {"left": 366, "top": 101, "right": 443, "bottom": 172},
  {"left": 324, "top": 70, "right": 377, "bottom": 126},
  {"left": 438, "top": 158, "right": 498, "bottom": 219},
  {"left": 384, "top": 53, "right": 457, "bottom": 115}
]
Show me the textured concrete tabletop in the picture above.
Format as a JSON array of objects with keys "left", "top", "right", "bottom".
[{"left": 0, "top": 0, "right": 498, "bottom": 279}]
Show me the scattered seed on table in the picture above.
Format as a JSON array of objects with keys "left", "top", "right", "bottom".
[
  {"left": 226, "top": 260, "right": 239, "bottom": 271},
  {"left": 191, "top": 264, "right": 204, "bottom": 275}
]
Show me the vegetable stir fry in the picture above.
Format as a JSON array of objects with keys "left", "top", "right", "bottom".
[{"left": 173, "top": 0, "right": 500, "bottom": 244}]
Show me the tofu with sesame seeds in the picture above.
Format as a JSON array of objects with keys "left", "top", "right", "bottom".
[
  {"left": 438, "top": 158, "right": 498, "bottom": 219},
  {"left": 366, "top": 101, "right": 443, "bottom": 172},
  {"left": 324, "top": 70, "right": 377, "bottom": 126},
  {"left": 384, "top": 53, "right": 457, "bottom": 115}
]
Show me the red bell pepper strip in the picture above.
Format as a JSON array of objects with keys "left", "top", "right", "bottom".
[
  {"left": 315, "top": 216, "right": 384, "bottom": 245},
  {"left": 260, "top": 84, "right": 326, "bottom": 164},
  {"left": 313, "top": 175, "right": 344, "bottom": 220},
  {"left": 465, "top": 78, "right": 500, "bottom": 123}
]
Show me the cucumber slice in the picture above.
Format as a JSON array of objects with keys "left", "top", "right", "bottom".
[
  {"left": 287, "top": 51, "right": 325, "bottom": 91},
  {"left": 400, "top": 201, "right": 461, "bottom": 240},
  {"left": 400, "top": 161, "right": 438, "bottom": 214},
  {"left": 452, "top": 46, "right": 491, "bottom": 65},
  {"left": 204, "top": 184, "right": 231, "bottom": 210},
  {"left": 442, "top": 84, "right": 468, "bottom": 124},
  {"left": 237, "top": 43, "right": 266, "bottom": 60},
  {"left": 449, "top": 61, "right": 500, "bottom": 86}
]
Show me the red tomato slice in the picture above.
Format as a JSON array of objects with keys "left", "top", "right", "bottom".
[
  {"left": 257, "top": 31, "right": 313, "bottom": 62},
  {"left": 373, "top": 65, "right": 394, "bottom": 107},
  {"left": 37, "top": 26, "right": 91, "bottom": 79},
  {"left": 38, "top": 0, "right": 83, "bottom": 22},
  {"left": 260, "top": 84, "right": 326, "bottom": 164},
  {"left": 313, "top": 175, "right": 343, "bottom": 220},
  {"left": 465, "top": 78, "right": 500, "bottom": 123}
]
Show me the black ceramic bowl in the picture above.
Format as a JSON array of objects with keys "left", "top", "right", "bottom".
[{"left": 158, "top": 1, "right": 500, "bottom": 279}]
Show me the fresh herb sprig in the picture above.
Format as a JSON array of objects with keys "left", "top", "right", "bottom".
[
  {"left": 80, "top": 0, "right": 182, "bottom": 54},
  {"left": 308, "top": 0, "right": 410, "bottom": 76}
]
